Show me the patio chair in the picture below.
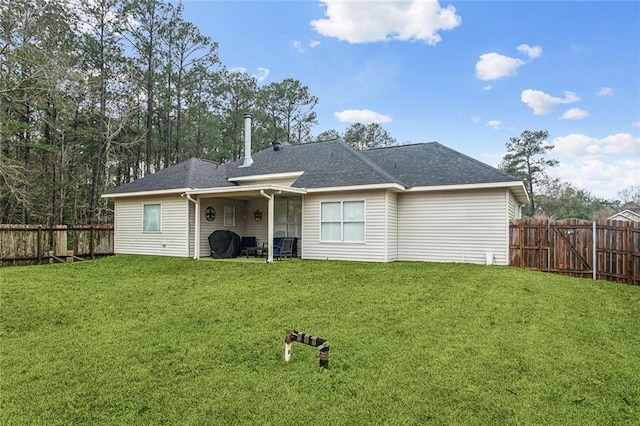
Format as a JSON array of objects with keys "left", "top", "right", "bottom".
[
  {"left": 273, "top": 237, "right": 294, "bottom": 260},
  {"left": 240, "top": 236, "right": 257, "bottom": 257}
]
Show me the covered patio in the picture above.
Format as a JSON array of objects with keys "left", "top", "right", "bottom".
[{"left": 182, "top": 184, "right": 306, "bottom": 263}]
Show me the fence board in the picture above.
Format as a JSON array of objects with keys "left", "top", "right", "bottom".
[
  {"left": 510, "top": 219, "right": 640, "bottom": 285},
  {"left": 0, "top": 224, "right": 114, "bottom": 267}
]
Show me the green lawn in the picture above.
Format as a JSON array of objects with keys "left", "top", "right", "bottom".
[{"left": 1, "top": 256, "right": 639, "bottom": 425}]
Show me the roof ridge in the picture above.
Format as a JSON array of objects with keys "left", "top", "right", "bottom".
[
  {"left": 184, "top": 158, "right": 197, "bottom": 188},
  {"left": 366, "top": 141, "right": 439, "bottom": 152},
  {"left": 185, "top": 157, "right": 225, "bottom": 188},
  {"left": 337, "top": 139, "right": 404, "bottom": 185}
]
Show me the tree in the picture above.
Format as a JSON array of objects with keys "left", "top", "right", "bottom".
[
  {"left": 315, "top": 129, "right": 341, "bottom": 140},
  {"left": 78, "top": 0, "right": 129, "bottom": 223},
  {"left": 216, "top": 69, "right": 258, "bottom": 161},
  {"left": 499, "top": 130, "right": 557, "bottom": 215},
  {"left": 124, "top": 0, "right": 172, "bottom": 174},
  {"left": 617, "top": 185, "right": 640, "bottom": 210},
  {"left": 257, "top": 78, "right": 318, "bottom": 145},
  {"left": 343, "top": 122, "right": 396, "bottom": 150},
  {"left": 167, "top": 17, "right": 219, "bottom": 164},
  {"left": 0, "top": 0, "right": 330, "bottom": 225},
  {"left": 535, "top": 178, "right": 614, "bottom": 220},
  {"left": 0, "top": 0, "right": 81, "bottom": 224}
]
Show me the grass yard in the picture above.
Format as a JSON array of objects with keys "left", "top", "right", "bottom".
[{"left": 1, "top": 256, "right": 639, "bottom": 425}]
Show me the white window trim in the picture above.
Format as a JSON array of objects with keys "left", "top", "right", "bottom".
[
  {"left": 320, "top": 200, "right": 365, "bottom": 243},
  {"left": 143, "top": 203, "right": 162, "bottom": 233}
]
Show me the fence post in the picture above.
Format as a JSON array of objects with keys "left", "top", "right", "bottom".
[
  {"left": 626, "top": 221, "right": 633, "bottom": 285},
  {"left": 547, "top": 221, "right": 551, "bottom": 273},
  {"left": 37, "top": 226, "right": 42, "bottom": 264},
  {"left": 90, "top": 226, "right": 95, "bottom": 259},
  {"left": 519, "top": 220, "right": 525, "bottom": 268},
  {"left": 592, "top": 221, "right": 596, "bottom": 281}
]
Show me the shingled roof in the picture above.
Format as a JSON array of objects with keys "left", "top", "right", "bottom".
[
  {"left": 105, "top": 158, "right": 232, "bottom": 195},
  {"left": 226, "top": 138, "right": 399, "bottom": 188},
  {"left": 361, "top": 142, "right": 519, "bottom": 188},
  {"left": 104, "top": 139, "right": 522, "bottom": 195}
]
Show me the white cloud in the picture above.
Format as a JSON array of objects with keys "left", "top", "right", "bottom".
[
  {"left": 255, "top": 67, "right": 270, "bottom": 82},
  {"left": 548, "top": 132, "right": 640, "bottom": 198},
  {"left": 476, "top": 44, "right": 542, "bottom": 81},
  {"left": 229, "top": 67, "right": 270, "bottom": 82},
  {"left": 560, "top": 108, "right": 589, "bottom": 120},
  {"left": 470, "top": 115, "right": 481, "bottom": 124},
  {"left": 334, "top": 109, "right": 392, "bottom": 124},
  {"left": 475, "top": 53, "right": 524, "bottom": 80},
  {"left": 293, "top": 39, "right": 321, "bottom": 52},
  {"left": 486, "top": 120, "right": 502, "bottom": 129},
  {"left": 521, "top": 89, "right": 580, "bottom": 115},
  {"left": 549, "top": 158, "right": 640, "bottom": 199},
  {"left": 552, "top": 133, "right": 640, "bottom": 157},
  {"left": 483, "top": 85, "right": 492, "bottom": 91},
  {"left": 597, "top": 87, "right": 614, "bottom": 96},
  {"left": 633, "top": 122, "right": 640, "bottom": 128},
  {"left": 311, "top": 0, "right": 462, "bottom": 44},
  {"left": 516, "top": 44, "right": 543, "bottom": 59}
]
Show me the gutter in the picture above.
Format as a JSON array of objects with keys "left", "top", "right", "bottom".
[{"left": 181, "top": 192, "right": 197, "bottom": 204}]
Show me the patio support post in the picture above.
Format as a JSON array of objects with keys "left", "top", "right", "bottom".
[
  {"left": 194, "top": 196, "right": 200, "bottom": 259},
  {"left": 261, "top": 190, "right": 274, "bottom": 263},
  {"left": 183, "top": 192, "right": 200, "bottom": 259}
]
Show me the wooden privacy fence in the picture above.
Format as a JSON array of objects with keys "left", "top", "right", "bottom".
[
  {"left": 510, "top": 218, "right": 640, "bottom": 285},
  {"left": 0, "top": 224, "right": 114, "bottom": 267}
]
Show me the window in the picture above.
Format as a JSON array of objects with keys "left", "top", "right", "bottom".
[
  {"left": 275, "top": 197, "right": 302, "bottom": 238},
  {"left": 143, "top": 204, "right": 161, "bottom": 232},
  {"left": 320, "top": 201, "right": 364, "bottom": 242},
  {"left": 224, "top": 205, "right": 235, "bottom": 227}
]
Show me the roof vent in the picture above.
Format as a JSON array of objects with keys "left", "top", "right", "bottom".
[{"left": 272, "top": 141, "right": 281, "bottom": 151}]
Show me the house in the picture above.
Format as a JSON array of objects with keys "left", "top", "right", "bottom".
[
  {"left": 607, "top": 209, "right": 640, "bottom": 222},
  {"left": 102, "top": 115, "right": 528, "bottom": 264}
]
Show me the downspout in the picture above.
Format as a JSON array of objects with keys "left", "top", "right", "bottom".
[
  {"left": 260, "top": 189, "right": 274, "bottom": 263},
  {"left": 182, "top": 192, "right": 200, "bottom": 260}
]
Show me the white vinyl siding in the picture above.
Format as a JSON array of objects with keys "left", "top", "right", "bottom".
[
  {"left": 508, "top": 192, "right": 522, "bottom": 220},
  {"left": 114, "top": 196, "right": 189, "bottom": 257},
  {"left": 385, "top": 190, "right": 398, "bottom": 262},
  {"left": 243, "top": 198, "right": 270, "bottom": 244},
  {"left": 398, "top": 189, "right": 511, "bottom": 265},
  {"left": 197, "top": 198, "right": 246, "bottom": 257},
  {"left": 188, "top": 201, "right": 195, "bottom": 257},
  {"left": 302, "top": 190, "right": 389, "bottom": 262},
  {"left": 236, "top": 176, "right": 299, "bottom": 186}
]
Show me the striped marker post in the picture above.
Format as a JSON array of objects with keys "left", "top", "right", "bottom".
[{"left": 284, "top": 329, "right": 329, "bottom": 368}]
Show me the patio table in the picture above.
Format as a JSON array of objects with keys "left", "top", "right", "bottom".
[{"left": 246, "top": 245, "right": 267, "bottom": 258}]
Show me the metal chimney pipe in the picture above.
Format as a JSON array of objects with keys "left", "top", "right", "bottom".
[{"left": 241, "top": 113, "right": 254, "bottom": 167}]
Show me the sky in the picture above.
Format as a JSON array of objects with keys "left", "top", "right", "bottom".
[{"left": 179, "top": 0, "right": 640, "bottom": 200}]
